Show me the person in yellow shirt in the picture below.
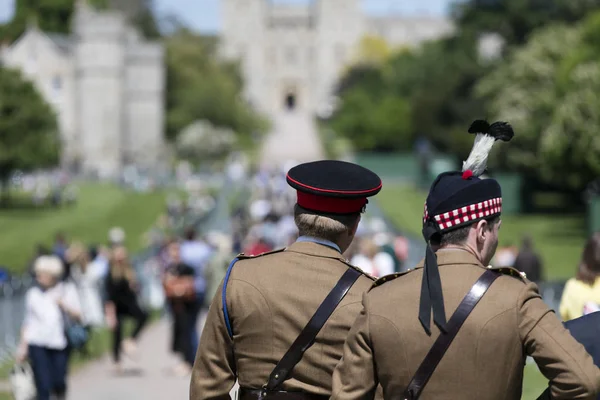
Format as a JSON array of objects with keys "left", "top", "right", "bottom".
[{"left": 559, "top": 233, "right": 600, "bottom": 321}]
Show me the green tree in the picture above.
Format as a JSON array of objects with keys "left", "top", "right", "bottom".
[
  {"left": 476, "top": 17, "right": 600, "bottom": 190},
  {"left": 328, "top": 87, "right": 412, "bottom": 152},
  {"left": 452, "top": 0, "right": 600, "bottom": 48},
  {"left": 107, "top": 0, "right": 160, "bottom": 38},
  {"left": 0, "top": 0, "right": 106, "bottom": 42},
  {"left": 165, "top": 30, "right": 268, "bottom": 147},
  {"left": 0, "top": 67, "right": 60, "bottom": 198},
  {"left": 393, "top": 33, "right": 487, "bottom": 157},
  {"left": 175, "top": 120, "right": 237, "bottom": 165},
  {"left": 0, "top": 0, "right": 159, "bottom": 43},
  {"left": 328, "top": 33, "right": 485, "bottom": 155}
]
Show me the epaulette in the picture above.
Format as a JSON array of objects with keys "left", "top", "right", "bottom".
[
  {"left": 372, "top": 267, "right": 421, "bottom": 288},
  {"left": 235, "top": 248, "right": 286, "bottom": 260},
  {"left": 339, "top": 259, "right": 376, "bottom": 281},
  {"left": 486, "top": 265, "right": 528, "bottom": 282}
]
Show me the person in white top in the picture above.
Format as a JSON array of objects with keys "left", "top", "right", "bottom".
[
  {"left": 66, "top": 242, "right": 105, "bottom": 327},
  {"left": 350, "top": 238, "right": 395, "bottom": 278},
  {"left": 16, "top": 255, "right": 82, "bottom": 400}
]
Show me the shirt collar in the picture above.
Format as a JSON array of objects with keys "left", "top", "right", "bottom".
[{"left": 295, "top": 236, "right": 342, "bottom": 253}]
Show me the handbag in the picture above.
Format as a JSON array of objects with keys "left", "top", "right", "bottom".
[
  {"left": 163, "top": 275, "right": 196, "bottom": 302},
  {"left": 60, "top": 285, "right": 89, "bottom": 350},
  {"left": 9, "top": 362, "right": 37, "bottom": 400},
  {"left": 63, "top": 311, "right": 89, "bottom": 349}
]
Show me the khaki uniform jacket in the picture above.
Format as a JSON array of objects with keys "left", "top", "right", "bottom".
[
  {"left": 190, "top": 241, "right": 375, "bottom": 400},
  {"left": 331, "top": 248, "right": 600, "bottom": 400}
]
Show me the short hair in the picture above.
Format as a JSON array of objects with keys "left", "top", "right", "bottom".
[
  {"left": 34, "top": 255, "right": 64, "bottom": 277},
  {"left": 293, "top": 204, "right": 359, "bottom": 243},
  {"left": 436, "top": 216, "right": 500, "bottom": 247},
  {"left": 576, "top": 233, "right": 600, "bottom": 285}
]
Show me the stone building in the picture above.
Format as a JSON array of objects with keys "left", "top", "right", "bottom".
[
  {"left": 220, "top": 0, "right": 454, "bottom": 118},
  {"left": 1, "top": 0, "right": 165, "bottom": 178}
]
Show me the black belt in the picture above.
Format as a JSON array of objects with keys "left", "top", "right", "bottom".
[{"left": 238, "top": 388, "right": 328, "bottom": 400}]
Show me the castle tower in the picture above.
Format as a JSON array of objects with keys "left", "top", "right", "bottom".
[
  {"left": 72, "top": 0, "right": 127, "bottom": 178},
  {"left": 315, "top": 0, "right": 363, "bottom": 116},
  {"left": 123, "top": 28, "right": 165, "bottom": 168},
  {"left": 220, "top": 0, "right": 269, "bottom": 114}
]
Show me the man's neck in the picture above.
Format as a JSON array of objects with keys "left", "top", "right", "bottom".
[{"left": 438, "top": 244, "right": 482, "bottom": 263}]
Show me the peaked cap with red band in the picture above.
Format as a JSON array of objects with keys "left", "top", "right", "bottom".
[
  {"left": 418, "top": 120, "right": 514, "bottom": 337},
  {"left": 286, "top": 160, "right": 382, "bottom": 215}
]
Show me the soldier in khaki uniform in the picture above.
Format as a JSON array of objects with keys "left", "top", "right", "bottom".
[
  {"left": 331, "top": 121, "right": 600, "bottom": 400},
  {"left": 191, "top": 160, "right": 383, "bottom": 400}
]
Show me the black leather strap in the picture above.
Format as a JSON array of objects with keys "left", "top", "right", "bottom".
[
  {"left": 239, "top": 387, "right": 329, "bottom": 400},
  {"left": 265, "top": 268, "right": 362, "bottom": 391},
  {"left": 403, "top": 269, "right": 500, "bottom": 400}
]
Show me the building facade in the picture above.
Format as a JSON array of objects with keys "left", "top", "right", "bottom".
[
  {"left": 220, "top": 0, "right": 454, "bottom": 117},
  {"left": 1, "top": 0, "right": 165, "bottom": 178}
]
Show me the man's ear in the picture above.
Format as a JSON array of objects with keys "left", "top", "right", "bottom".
[{"left": 476, "top": 219, "right": 489, "bottom": 243}]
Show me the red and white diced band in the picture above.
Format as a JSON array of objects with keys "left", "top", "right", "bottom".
[{"left": 423, "top": 198, "right": 502, "bottom": 231}]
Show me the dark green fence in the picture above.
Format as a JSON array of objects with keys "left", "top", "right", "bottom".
[
  {"left": 354, "top": 152, "right": 457, "bottom": 184},
  {"left": 354, "top": 152, "right": 534, "bottom": 216},
  {"left": 492, "top": 173, "right": 522, "bottom": 215},
  {"left": 588, "top": 196, "right": 600, "bottom": 236}
]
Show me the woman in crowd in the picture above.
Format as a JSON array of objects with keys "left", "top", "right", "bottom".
[
  {"left": 16, "top": 255, "right": 82, "bottom": 400},
  {"left": 67, "top": 242, "right": 105, "bottom": 328},
  {"left": 104, "top": 246, "right": 148, "bottom": 373},
  {"left": 163, "top": 241, "right": 197, "bottom": 376},
  {"left": 350, "top": 238, "right": 394, "bottom": 277},
  {"left": 560, "top": 233, "right": 600, "bottom": 321}
]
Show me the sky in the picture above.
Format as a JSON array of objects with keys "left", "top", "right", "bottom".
[{"left": 0, "top": 0, "right": 453, "bottom": 34}]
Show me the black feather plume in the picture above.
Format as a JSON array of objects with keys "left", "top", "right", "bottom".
[
  {"left": 468, "top": 119, "right": 515, "bottom": 142},
  {"left": 488, "top": 121, "right": 514, "bottom": 142},
  {"left": 468, "top": 120, "right": 491, "bottom": 134}
]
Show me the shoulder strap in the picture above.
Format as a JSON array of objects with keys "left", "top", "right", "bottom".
[
  {"left": 222, "top": 257, "right": 240, "bottom": 339},
  {"left": 265, "top": 267, "right": 362, "bottom": 391},
  {"left": 403, "top": 269, "right": 500, "bottom": 400}
]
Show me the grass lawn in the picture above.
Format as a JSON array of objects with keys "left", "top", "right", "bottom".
[
  {"left": 523, "top": 364, "right": 549, "bottom": 400},
  {"left": 377, "top": 183, "right": 586, "bottom": 280},
  {"left": 0, "top": 183, "right": 169, "bottom": 274}
]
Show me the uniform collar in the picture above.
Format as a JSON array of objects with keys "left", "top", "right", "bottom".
[
  {"left": 295, "top": 236, "right": 341, "bottom": 253},
  {"left": 415, "top": 247, "right": 484, "bottom": 269},
  {"left": 286, "top": 240, "right": 345, "bottom": 260}
]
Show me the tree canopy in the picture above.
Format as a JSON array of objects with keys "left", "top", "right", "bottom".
[
  {"left": 0, "top": 0, "right": 158, "bottom": 42},
  {"left": 477, "top": 13, "right": 600, "bottom": 190},
  {"left": 326, "top": 0, "right": 600, "bottom": 193},
  {"left": 451, "top": 0, "right": 600, "bottom": 48},
  {"left": 0, "top": 67, "right": 60, "bottom": 184},
  {"left": 326, "top": 32, "right": 485, "bottom": 156},
  {"left": 165, "top": 30, "right": 268, "bottom": 146}
]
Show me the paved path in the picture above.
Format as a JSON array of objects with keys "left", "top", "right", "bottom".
[
  {"left": 260, "top": 111, "right": 324, "bottom": 166},
  {"left": 68, "top": 315, "right": 239, "bottom": 400}
]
